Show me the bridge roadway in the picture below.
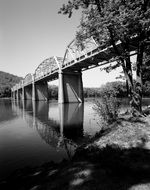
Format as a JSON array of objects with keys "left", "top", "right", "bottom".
[{"left": 11, "top": 37, "right": 136, "bottom": 103}]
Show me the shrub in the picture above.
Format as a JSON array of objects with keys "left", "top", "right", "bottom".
[{"left": 93, "top": 85, "right": 120, "bottom": 127}]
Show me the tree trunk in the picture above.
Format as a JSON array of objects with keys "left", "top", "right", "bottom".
[
  {"left": 134, "top": 43, "right": 144, "bottom": 113},
  {"left": 121, "top": 57, "right": 134, "bottom": 98},
  {"left": 108, "top": 27, "right": 143, "bottom": 114},
  {"left": 125, "top": 55, "right": 133, "bottom": 95},
  {"left": 120, "top": 55, "right": 143, "bottom": 115}
]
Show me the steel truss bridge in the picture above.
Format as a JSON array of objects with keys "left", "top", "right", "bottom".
[{"left": 11, "top": 36, "right": 136, "bottom": 103}]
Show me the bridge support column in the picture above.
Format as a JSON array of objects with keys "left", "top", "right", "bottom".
[
  {"left": 32, "top": 82, "right": 36, "bottom": 101},
  {"left": 14, "top": 91, "right": 17, "bottom": 99},
  {"left": 11, "top": 91, "right": 12, "bottom": 99},
  {"left": 22, "top": 87, "right": 25, "bottom": 100},
  {"left": 18, "top": 89, "right": 22, "bottom": 100},
  {"left": 13, "top": 91, "right": 15, "bottom": 100},
  {"left": 24, "top": 85, "right": 32, "bottom": 100},
  {"left": 12, "top": 91, "right": 15, "bottom": 100},
  {"left": 16, "top": 90, "right": 19, "bottom": 101},
  {"left": 16, "top": 90, "right": 18, "bottom": 100},
  {"left": 13, "top": 91, "right": 15, "bottom": 99},
  {"left": 33, "top": 81, "right": 48, "bottom": 101},
  {"left": 58, "top": 71, "right": 84, "bottom": 103}
]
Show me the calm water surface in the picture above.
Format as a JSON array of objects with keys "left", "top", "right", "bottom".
[
  {"left": 0, "top": 99, "right": 100, "bottom": 179},
  {"left": 1, "top": 98, "right": 150, "bottom": 180}
]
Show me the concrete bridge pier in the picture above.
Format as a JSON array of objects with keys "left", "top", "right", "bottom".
[
  {"left": 11, "top": 91, "right": 13, "bottom": 99},
  {"left": 16, "top": 90, "right": 19, "bottom": 101},
  {"left": 32, "top": 81, "right": 48, "bottom": 101},
  {"left": 32, "top": 82, "right": 35, "bottom": 101},
  {"left": 18, "top": 89, "right": 23, "bottom": 100},
  {"left": 24, "top": 85, "right": 32, "bottom": 100},
  {"left": 13, "top": 91, "right": 16, "bottom": 100},
  {"left": 22, "top": 87, "right": 25, "bottom": 100},
  {"left": 58, "top": 71, "right": 84, "bottom": 103},
  {"left": 11, "top": 91, "right": 15, "bottom": 100}
]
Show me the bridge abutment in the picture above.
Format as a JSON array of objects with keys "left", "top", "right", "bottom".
[{"left": 58, "top": 71, "right": 84, "bottom": 103}]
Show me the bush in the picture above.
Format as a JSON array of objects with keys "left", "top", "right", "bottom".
[
  {"left": 48, "top": 85, "right": 58, "bottom": 99},
  {"left": 93, "top": 86, "right": 120, "bottom": 126}
]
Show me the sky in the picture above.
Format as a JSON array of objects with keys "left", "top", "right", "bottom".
[{"left": 0, "top": 0, "right": 122, "bottom": 87}]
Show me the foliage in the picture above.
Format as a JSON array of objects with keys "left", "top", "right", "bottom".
[
  {"left": 48, "top": 80, "right": 150, "bottom": 100},
  {"left": 142, "top": 49, "right": 150, "bottom": 84},
  {"left": 93, "top": 85, "right": 120, "bottom": 125},
  {"left": 84, "top": 87, "right": 101, "bottom": 98},
  {"left": 48, "top": 85, "right": 58, "bottom": 100},
  {"left": 59, "top": 0, "right": 150, "bottom": 113},
  {"left": 143, "top": 81, "right": 150, "bottom": 97},
  {"left": 0, "top": 71, "right": 23, "bottom": 98},
  {"left": 99, "top": 81, "right": 127, "bottom": 98}
]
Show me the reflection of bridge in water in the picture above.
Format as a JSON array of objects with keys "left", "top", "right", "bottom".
[{"left": 12, "top": 101, "right": 84, "bottom": 159}]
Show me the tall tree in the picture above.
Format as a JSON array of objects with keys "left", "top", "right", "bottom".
[{"left": 59, "top": 0, "right": 150, "bottom": 114}]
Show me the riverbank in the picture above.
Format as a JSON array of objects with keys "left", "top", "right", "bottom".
[{"left": 1, "top": 111, "right": 150, "bottom": 190}]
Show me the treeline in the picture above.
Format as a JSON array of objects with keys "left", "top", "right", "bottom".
[
  {"left": 85, "top": 81, "right": 150, "bottom": 98},
  {"left": 47, "top": 82, "right": 127, "bottom": 100},
  {"left": 48, "top": 85, "right": 58, "bottom": 100},
  {"left": 84, "top": 81, "right": 128, "bottom": 98},
  {"left": 1, "top": 68, "right": 150, "bottom": 99},
  {"left": 48, "top": 85, "right": 102, "bottom": 99},
  {"left": 48, "top": 80, "right": 150, "bottom": 100},
  {"left": 0, "top": 71, "right": 23, "bottom": 98}
]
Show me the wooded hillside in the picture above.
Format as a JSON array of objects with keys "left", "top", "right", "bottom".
[{"left": 0, "top": 71, "right": 23, "bottom": 97}]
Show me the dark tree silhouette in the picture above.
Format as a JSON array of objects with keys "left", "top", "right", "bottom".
[{"left": 59, "top": 0, "right": 150, "bottom": 114}]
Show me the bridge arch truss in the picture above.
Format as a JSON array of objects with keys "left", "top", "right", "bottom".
[{"left": 34, "top": 56, "right": 63, "bottom": 81}]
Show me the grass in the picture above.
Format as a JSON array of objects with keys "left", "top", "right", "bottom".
[{"left": 95, "top": 114, "right": 150, "bottom": 149}]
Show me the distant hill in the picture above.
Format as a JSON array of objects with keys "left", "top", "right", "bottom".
[{"left": 0, "top": 71, "right": 23, "bottom": 97}]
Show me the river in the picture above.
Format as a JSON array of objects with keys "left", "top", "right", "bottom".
[{"left": 0, "top": 98, "right": 150, "bottom": 180}]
